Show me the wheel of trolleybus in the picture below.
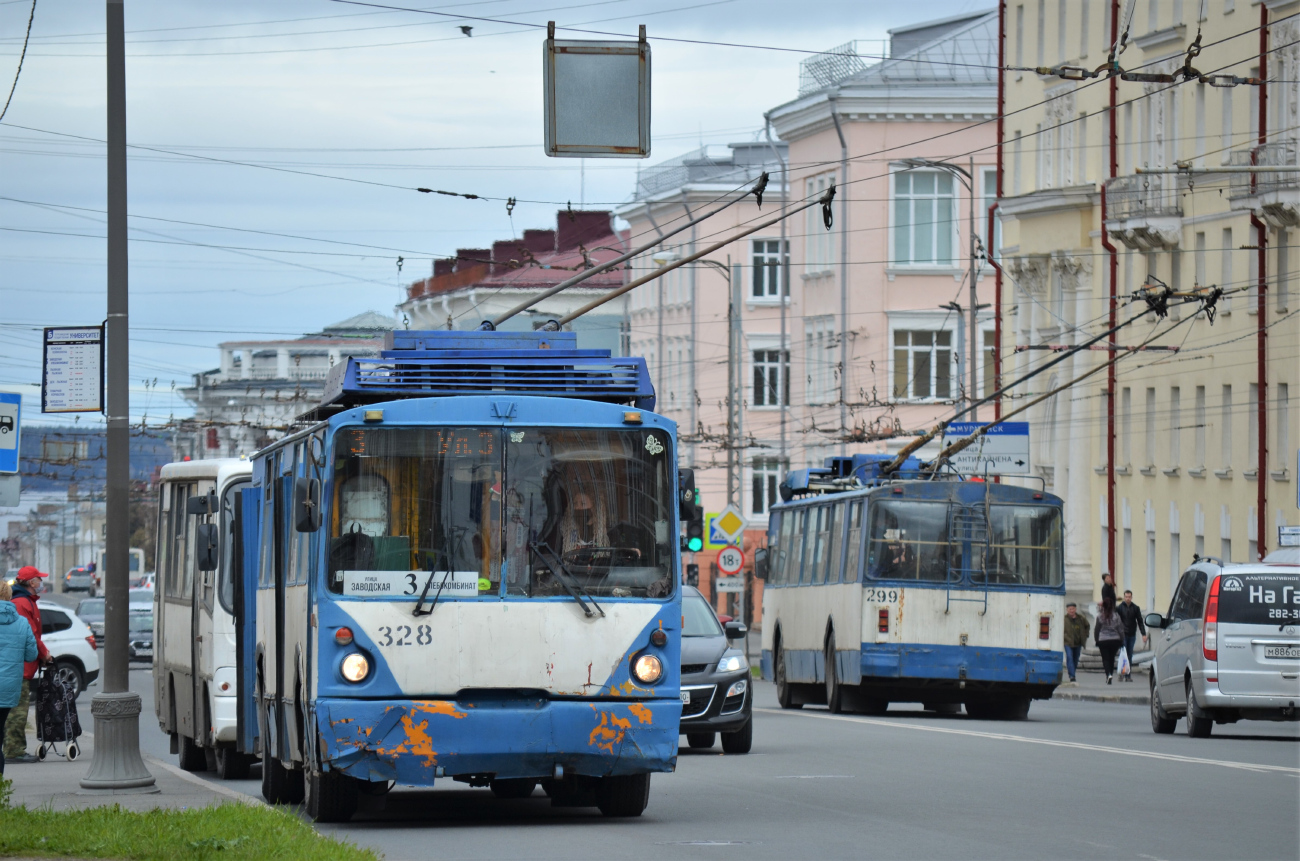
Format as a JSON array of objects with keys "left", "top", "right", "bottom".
[
  {"left": 489, "top": 778, "right": 538, "bottom": 799},
  {"left": 260, "top": 736, "right": 304, "bottom": 805},
  {"left": 305, "top": 767, "right": 360, "bottom": 823},
  {"left": 774, "top": 642, "right": 801, "bottom": 710},
  {"left": 177, "top": 734, "right": 207, "bottom": 772},
  {"left": 825, "top": 631, "right": 844, "bottom": 714},
  {"left": 595, "top": 773, "right": 651, "bottom": 817}
]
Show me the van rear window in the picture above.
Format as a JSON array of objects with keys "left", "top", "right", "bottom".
[{"left": 1216, "top": 573, "right": 1300, "bottom": 624}]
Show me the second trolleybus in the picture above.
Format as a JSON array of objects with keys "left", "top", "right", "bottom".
[{"left": 759, "top": 454, "right": 1065, "bottom": 719}]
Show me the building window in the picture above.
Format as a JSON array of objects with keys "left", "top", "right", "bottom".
[
  {"left": 893, "top": 171, "right": 955, "bottom": 266},
  {"left": 1278, "top": 383, "right": 1290, "bottom": 471},
  {"left": 804, "top": 316, "right": 836, "bottom": 405},
  {"left": 892, "top": 330, "right": 953, "bottom": 401},
  {"left": 1120, "top": 387, "right": 1132, "bottom": 464},
  {"left": 752, "top": 350, "right": 789, "bottom": 407},
  {"left": 1194, "top": 385, "right": 1206, "bottom": 467},
  {"left": 805, "top": 173, "right": 836, "bottom": 274},
  {"left": 1145, "top": 387, "right": 1157, "bottom": 467},
  {"left": 751, "top": 457, "right": 786, "bottom": 516},
  {"left": 1220, "top": 228, "right": 1233, "bottom": 314},
  {"left": 1169, "top": 387, "right": 1181, "bottom": 467},
  {"left": 751, "top": 239, "right": 788, "bottom": 299},
  {"left": 981, "top": 168, "right": 1001, "bottom": 260},
  {"left": 1221, "top": 385, "right": 1233, "bottom": 468},
  {"left": 982, "top": 330, "right": 997, "bottom": 398}
]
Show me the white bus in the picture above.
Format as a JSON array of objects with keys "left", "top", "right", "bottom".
[
  {"left": 91, "top": 547, "right": 145, "bottom": 596},
  {"left": 152, "top": 458, "right": 254, "bottom": 778}
]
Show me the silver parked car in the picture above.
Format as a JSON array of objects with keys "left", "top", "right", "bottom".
[{"left": 1146, "top": 558, "right": 1300, "bottom": 737}]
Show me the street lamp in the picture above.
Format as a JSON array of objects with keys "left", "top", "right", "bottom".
[{"left": 900, "top": 157, "right": 983, "bottom": 420}]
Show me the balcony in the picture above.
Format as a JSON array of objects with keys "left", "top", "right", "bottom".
[
  {"left": 1103, "top": 174, "right": 1182, "bottom": 250},
  {"left": 1227, "top": 140, "right": 1299, "bottom": 229}
]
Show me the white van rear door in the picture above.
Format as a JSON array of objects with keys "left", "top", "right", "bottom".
[{"left": 1215, "top": 571, "right": 1300, "bottom": 697}]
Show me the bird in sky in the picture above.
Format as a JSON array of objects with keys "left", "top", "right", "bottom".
[{"left": 459, "top": 25, "right": 473, "bottom": 37}]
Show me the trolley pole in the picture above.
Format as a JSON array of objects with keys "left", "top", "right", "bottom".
[{"left": 82, "top": 0, "right": 156, "bottom": 793}]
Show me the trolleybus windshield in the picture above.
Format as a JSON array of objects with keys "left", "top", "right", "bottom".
[{"left": 328, "top": 426, "right": 675, "bottom": 600}]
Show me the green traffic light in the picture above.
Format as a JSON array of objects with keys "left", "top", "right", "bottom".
[{"left": 687, "top": 537, "right": 703, "bottom": 552}]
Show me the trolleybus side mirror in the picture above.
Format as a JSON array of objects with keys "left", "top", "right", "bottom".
[
  {"left": 724, "top": 620, "right": 747, "bottom": 640},
  {"left": 1145, "top": 612, "right": 1165, "bottom": 630},
  {"left": 294, "top": 477, "right": 322, "bottom": 532},
  {"left": 753, "top": 547, "right": 769, "bottom": 581},
  {"left": 186, "top": 493, "right": 216, "bottom": 516},
  {"left": 195, "top": 522, "right": 219, "bottom": 571}
]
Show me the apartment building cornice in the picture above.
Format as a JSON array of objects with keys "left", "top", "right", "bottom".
[
  {"left": 614, "top": 184, "right": 787, "bottom": 222},
  {"left": 767, "top": 86, "right": 996, "bottom": 143},
  {"left": 998, "top": 184, "right": 1099, "bottom": 219}
]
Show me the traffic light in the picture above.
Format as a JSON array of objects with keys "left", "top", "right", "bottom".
[
  {"left": 686, "top": 498, "right": 704, "bottom": 552},
  {"left": 685, "top": 563, "right": 699, "bottom": 586}
]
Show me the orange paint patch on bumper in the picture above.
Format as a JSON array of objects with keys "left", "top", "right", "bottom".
[
  {"left": 627, "top": 703, "right": 653, "bottom": 725},
  {"left": 588, "top": 711, "right": 632, "bottom": 754}
]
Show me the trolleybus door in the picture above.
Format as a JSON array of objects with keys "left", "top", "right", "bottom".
[
  {"left": 234, "top": 486, "right": 261, "bottom": 755},
  {"left": 195, "top": 482, "right": 218, "bottom": 743},
  {"left": 271, "top": 459, "right": 291, "bottom": 761}
]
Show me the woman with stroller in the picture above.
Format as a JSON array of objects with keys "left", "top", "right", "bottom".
[{"left": 0, "top": 580, "right": 38, "bottom": 774}]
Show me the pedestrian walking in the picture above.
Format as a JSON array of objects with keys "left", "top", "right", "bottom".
[
  {"left": 0, "top": 581, "right": 37, "bottom": 775},
  {"left": 1094, "top": 592, "right": 1125, "bottom": 685},
  {"left": 1115, "top": 589, "right": 1148, "bottom": 682},
  {"left": 3, "top": 567, "right": 51, "bottom": 763},
  {"left": 1062, "top": 602, "right": 1089, "bottom": 683},
  {"left": 1100, "top": 572, "right": 1117, "bottom": 604}
]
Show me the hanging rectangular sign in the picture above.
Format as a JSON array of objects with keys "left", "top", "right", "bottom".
[
  {"left": 943, "top": 421, "right": 1031, "bottom": 476},
  {"left": 543, "top": 23, "right": 651, "bottom": 158},
  {"left": 42, "top": 326, "right": 104, "bottom": 413}
]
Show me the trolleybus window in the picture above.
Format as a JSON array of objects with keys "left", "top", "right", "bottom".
[
  {"left": 865, "top": 501, "right": 951, "bottom": 581},
  {"left": 776, "top": 510, "right": 796, "bottom": 586},
  {"left": 843, "top": 499, "right": 864, "bottom": 584},
  {"left": 809, "top": 507, "right": 829, "bottom": 585},
  {"left": 980, "top": 505, "right": 1063, "bottom": 587},
  {"left": 218, "top": 481, "right": 248, "bottom": 615},
  {"left": 505, "top": 428, "right": 674, "bottom": 599},
  {"left": 825, "top": 502, "right": 844, "bottom": 584}
]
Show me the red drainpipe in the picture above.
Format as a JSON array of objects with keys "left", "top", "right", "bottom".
[
  {"left": 992, "top": 0, "right": 1006, "bottom": 420},
  {"left": 1253, "top": 4, "right": 1269, "bottom": 560},
  {"left": 1101, "top": 0, "right": 1121, "bottom": 579}
]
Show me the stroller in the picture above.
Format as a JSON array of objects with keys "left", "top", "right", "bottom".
[{"left": 34, "top": 667, "right": 81, "bottom": 762}]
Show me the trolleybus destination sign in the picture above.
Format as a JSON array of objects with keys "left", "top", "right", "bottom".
[{"left": 42, "top": 326, "right": 104, "bottom": 413}]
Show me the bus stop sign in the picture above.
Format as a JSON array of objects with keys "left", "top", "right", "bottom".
[{"left": 0, "top": 392, "right": 19, "bottom": 474}]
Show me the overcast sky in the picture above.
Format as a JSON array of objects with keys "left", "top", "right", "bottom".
[{"left": 0, "top": 0, "right": 990, "bottom": 427}]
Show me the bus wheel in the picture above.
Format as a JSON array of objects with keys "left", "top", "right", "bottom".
[
  {"left": 305, "top": 768, "right": 359, "bottom": 823},
  {"left": 924, "top": 703, "right": 961, "bottom": 716},
  {"left": 775, "top": 644, "right": 801, "bottom": 710},
  {"left": 596, "top": 773, "right": 650, "bottom": 817},
  {"left": 215, "top": 748, "right": 251, "bottom": 780},
  {"left": 178, "top": 735, "right": 207, "bottom": 772},
  {"left": 824, "top": 632, "right": 843, "bottom": 714},
  {"left": 1003, "top": 697, "right": 1031, "bottom": 721},
  {"left": 261, "top": 740, "right": 303, "bottom": 804}
]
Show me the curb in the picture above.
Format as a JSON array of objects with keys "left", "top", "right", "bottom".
[{"left": 1052, "top": 690, "right": 1149, "bottom": 706}]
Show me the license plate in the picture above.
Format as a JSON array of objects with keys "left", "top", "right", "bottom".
[
  {"left": 1264, "top": 646, "right": 1300, "bottom": 659},
  {"left": 136, "top": 649, "right": 152, "bottom": 657},
  {"left": 680, "top": 691, "right": 691, "bottom": 704}
]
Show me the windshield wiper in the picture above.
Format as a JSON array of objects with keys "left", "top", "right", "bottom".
[
  {"left": 530, "top": 540, "right": 604, "bottom": 618},
  {"left": 414, "top": 537, "right": 457, "bottom": 617}
]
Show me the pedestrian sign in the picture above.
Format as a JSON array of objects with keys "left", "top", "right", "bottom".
[{"left": 0, "top": 392, "right": 20, "bottom": 475}]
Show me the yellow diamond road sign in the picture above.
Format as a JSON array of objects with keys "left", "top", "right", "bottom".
[{"left": 716, "top": 505, "right": 745, "bottom": 544}]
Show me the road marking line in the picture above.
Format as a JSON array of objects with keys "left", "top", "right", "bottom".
[
  {"left": 142, "top": 754, "right": 265, "bottom": 806},
  {"left": 754, "top": 708, "right": 1299, "bottom": 775}
]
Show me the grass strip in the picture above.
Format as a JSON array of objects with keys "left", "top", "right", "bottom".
[{"left": 0, "top": 799, "right": 379, "bottom": 861}]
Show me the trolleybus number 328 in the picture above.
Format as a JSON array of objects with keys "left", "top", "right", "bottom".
[{"left": 375, "top": 625, "right": 434, "bottom": 647}]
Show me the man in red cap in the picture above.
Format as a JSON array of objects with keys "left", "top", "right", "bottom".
[{"left": 3, "top": 567, "right": 51, "bottom": 762}]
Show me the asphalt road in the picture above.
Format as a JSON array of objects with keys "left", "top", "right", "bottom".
[{"left": 53, "top": 592, "right": 1300, "bottom": 861}]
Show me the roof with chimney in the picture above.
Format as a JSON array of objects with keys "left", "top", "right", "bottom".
[{"left": 404, "top": 210, "right": 628, "bottom": 302}]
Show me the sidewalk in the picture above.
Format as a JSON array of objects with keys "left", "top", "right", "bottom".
[
  {"left": 5, "top": 722, "right": 256, "bottom": 813},
  {"left": 1053, "top": 669, "right": 1150, "bottom": 706}
]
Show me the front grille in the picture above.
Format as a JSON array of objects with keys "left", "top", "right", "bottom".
[
  {"left": 682, "top": 663, "right": 709, "bottom": 675},
  {"left": 681, "top": 685, "right": 715, "bottom": 718}
]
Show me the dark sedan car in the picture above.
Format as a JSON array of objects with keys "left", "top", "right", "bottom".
[
  {"left": 680, "top": 586, "right": 752, "bottom": 754},
  {"left": 127, "top": 608, "right": 153, "bottom": 662},
  {"left": 76, "top": 597, "right": 105, "bottom": 646}
]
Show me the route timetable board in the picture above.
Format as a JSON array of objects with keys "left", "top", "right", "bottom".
[{"left": 42, "top": 326, "right": 104, "bottom": 413}]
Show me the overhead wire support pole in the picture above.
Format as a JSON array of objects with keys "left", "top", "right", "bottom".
[
  {"left": 556, "top": 190, "right": 832, "bottom": 326},
  {"left": 81, "top": 0, "right": 156, "bottom": 794},
  {"left": 484, "top": 176, "right": 765, "bottom": 330}
]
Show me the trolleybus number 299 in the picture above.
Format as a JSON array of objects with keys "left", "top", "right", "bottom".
[
  {"left": 376, "top": 625, "right": 434, "bottom": 647},
  {"left": 865, "top": 588, "right": 900, "bottom": 603}
]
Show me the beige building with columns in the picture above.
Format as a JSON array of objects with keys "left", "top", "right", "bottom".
[{"left": 998, "top": 0, "right": 1299, "bottom": 612}]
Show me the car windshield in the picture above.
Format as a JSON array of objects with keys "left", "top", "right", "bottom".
[
  {"left": 128, "top": 611, "right": 153, "bottom": 633},
  {"left": 77, "top": 599, "right": 105, "bottom": 618},
  {"left": 1216, "top": 572, "right": 1300, "bottom": 624},
  {"left": 327, "top": 426, "right": 675, "bottom": 600},
  {"left": 683, "top": 594, "right": 723, "bottom": 637},
  {"left": 128, "top": 589, "right": 153, "bottom": 603}
]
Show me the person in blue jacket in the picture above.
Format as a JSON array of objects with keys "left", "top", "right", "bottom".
[{"left": 0, "top": 580, "right": 38, "bottom": 774}]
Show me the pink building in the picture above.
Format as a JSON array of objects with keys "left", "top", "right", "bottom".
[{"left": 618, "top": 10, "right": 999, "bottom": 625}]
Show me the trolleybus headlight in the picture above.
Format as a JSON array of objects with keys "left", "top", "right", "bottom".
[
  {"left": 632, "top": 654, "right": 663, "bottom": 684},
  {"left": 341, "top": 653, "right": 370, "bottom": 683}
]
